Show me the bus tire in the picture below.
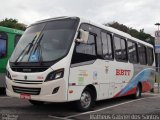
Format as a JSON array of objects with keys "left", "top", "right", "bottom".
[
  {"left": 75, "top": 88, "right": 95, "bottom": 112},
  {"left": 133, "top": 84, "right": 142, "bottom": 99},
  {"left": 29, "top": 100, "right": 44, "bottom": 106},
  {"left": 150, "top": 88, "right": 154, "bottom": 93},
  {"left": 0, "top": 88, "right": 6, "bottom": 95}
]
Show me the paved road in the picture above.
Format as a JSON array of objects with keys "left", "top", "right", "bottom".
[{"left": 0, "top": 93, "right": 160, "bottom": 120}]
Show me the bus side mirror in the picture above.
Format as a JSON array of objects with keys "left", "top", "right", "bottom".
[{"left": 76, "top": 29, "right": 89, "bottom": 44}]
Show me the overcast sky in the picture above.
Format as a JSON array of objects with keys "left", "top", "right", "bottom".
[{"left": 0, "top": 0, "right": 159, "bottom": 36}]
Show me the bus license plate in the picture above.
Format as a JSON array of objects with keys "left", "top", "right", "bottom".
[{"left": 20, "top": 94, "right": 31, "bottom": 99}]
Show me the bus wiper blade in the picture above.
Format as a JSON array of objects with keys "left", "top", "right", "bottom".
[
  {"left": 26, "top": 35, "right": 37, "bottom": 55},
  {"left": 38, "top": 44, "right": 43, "bottom": 65},
  {"left": 35, "top": 34, "right": 44, "bottom": 64},
  {"left": 33, "top": 34, "right": 44, "bottom": 54},
  {"left": 28, "top": 34, "right": 44, "bottom": 64},
  {"left": 14, "top": 35, "right": 37, "bottom": 64}
]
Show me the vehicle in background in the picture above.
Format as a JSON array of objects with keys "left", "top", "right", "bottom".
[
  {"left": 0, "top": 26, "right": 23, "bottom": 89},
  {"left": 6, "top": 17, "right": 155, "bottom": 112}
]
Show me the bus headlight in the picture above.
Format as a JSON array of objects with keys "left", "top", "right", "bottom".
[
  {"left": 45, "top": 68, "right": 64, "bottom": 82},
  {"left": 6, "top": 70, "right": 12, "bottom": 80}
]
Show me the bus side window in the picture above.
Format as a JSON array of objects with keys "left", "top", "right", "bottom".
[
  {"left": 138, "top": 44, "right": 147, "bottom": 65},
  {"left": 80, "top": 23, "right": 102, "bottom": 57},
  {"left": 14, "top": 35, "right": 22, "bottom": 47},
  {"left": 0, "top": 32, "right": 7, "bottom": 58},
  {"left": 147, "top": 47, "right": 154, "bottom": 66},
  {"left": 114, "top": 36, "right": 127, "bottom": 62},
  {"left": 101, "top": 32, "right": 113, "bottom": 59},
  {"left": 127, "top": 40, "right": 138, "bottom": 63},
  {"left": 71, "top": 33, "right": 97, "bottom": 64}
]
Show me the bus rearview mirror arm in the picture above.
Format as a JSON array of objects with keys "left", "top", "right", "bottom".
[{"left": 75, "top": 29, "right": 89, "bottom": 44}]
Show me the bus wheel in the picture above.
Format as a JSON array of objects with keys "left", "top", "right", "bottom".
[
  {"left": 0, "top": 88, "right": 6, "bottom": 95},
  {"left": 29, "top": 100, "right": 44, "bottom": 105},
  {"left": 150, "top": 88, "right": 154, "bottom": 93},
  {"left": 133, "top": 84, "right": 142, "bottom": 99},
  {"left": 75, "top": 88, "right": 95, "bottom": 112}
]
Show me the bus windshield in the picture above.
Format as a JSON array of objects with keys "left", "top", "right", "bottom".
[{"left": 10, "top": 18, "right": 79, "bottom": 63}]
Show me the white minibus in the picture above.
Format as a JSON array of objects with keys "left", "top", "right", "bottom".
[{"left": 6, "top": 16, "right": 155, "bottom": 111}]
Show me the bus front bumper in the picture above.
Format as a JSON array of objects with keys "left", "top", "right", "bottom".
[{"left": 6, "top": 78, "right": 67, "bottom": 102}]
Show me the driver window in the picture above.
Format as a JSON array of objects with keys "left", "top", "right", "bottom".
[{"left": 71, "top": 33, "right": 97, "bottom": 64}]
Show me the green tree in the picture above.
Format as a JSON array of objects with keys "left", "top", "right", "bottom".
[
  {"left": 0, "top": 18, "right": 26, "bottom": 30},
  {"left": 104, "top": 22, "right": 154, "bottom": 45},
  {"left": 105, "top": 22, "right": 129, "bottom": 33}
]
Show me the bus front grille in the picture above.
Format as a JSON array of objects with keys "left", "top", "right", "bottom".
[
  {"left": 12, "top": 86, "right": 41, "bottom": 95},
  {"left": 13, "top": 79, "right": 43, "bottom": 84},
  {"left": 11, "top": 67, "right": 48, "bottom": 73}
]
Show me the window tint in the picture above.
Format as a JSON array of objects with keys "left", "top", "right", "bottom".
[
  {"left": 0, "top": 32, "right": 7, "bottom": 58},
  {"left": 10, "top": 19, "right": 79, "bottom": 63},
  {"left": 14, "top": 35, "right": 22, "bottom": 47},
  {"left": 72, "top": 34, "right": 96, "bottom": 64},
  {"left": 147, "top": 47, "right": 154, "bottom": 66},
  {"left": 80, "top": 24, "right": 102, "bottom": 57},
  {"left": 121, "top": 39, "right": 127, "bottom": 60},
  {"left": 114, "top": 36, "right": 127, "bottom": 61},
  {"left": 138, "top": 44, "right": 147, "bottom": 65},
  {"left": 76, "top": 34, "right": 96, "bottom": 55},
  {"left": 101, "top": 32, "right": 113, "bottom": 59},
  {"left": 114, "top": 36, "right": 121, "bottom": 60},
  {"left": 127, "top": 41, "right": 138, "bottom": 63}
]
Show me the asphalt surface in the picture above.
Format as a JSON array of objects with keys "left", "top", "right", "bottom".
[{"left": 0, "top": 93, "right": 160, "bottom": 120}]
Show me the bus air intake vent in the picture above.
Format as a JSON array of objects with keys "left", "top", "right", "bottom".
[
  {"left": 11, "top": 67, "right": 48, "bottom": 73},
  {"left": 12, "top": 86, "right": 41, "bottom": 95},
  {"left": 13, "top": 80, "right": 43, "bottom": 84}
]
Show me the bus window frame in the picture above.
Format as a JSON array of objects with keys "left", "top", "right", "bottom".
[
  {"left": 147, "top": 46, "right": 154, "bottom": 66},
  {"left": 78, "top": 23, "right": 103, "bottom": 57},
  {"left": 113, "top": 34, "right": 128, "bottom": 62},
  {"left": 71, "top": 30, "right": 98, "bottom": 65},
  {"left": 137, "top": 43, "right": 147, "bottom": 65},
  {"left": 127, "top": 39, "right": 139, "bottom": 64},
  {"left": 100, "top": 30, "right": 114, "bottom": 60},
  {"left": 79, "top": 22, "right": 116, "bottom": 60}
]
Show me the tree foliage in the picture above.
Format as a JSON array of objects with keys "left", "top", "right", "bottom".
[
  {"left": 104, "top": 22, "right": 154, "bottom": 45},
  {"left": 0, "top": 18, "right": 27, "bottom": 31}
]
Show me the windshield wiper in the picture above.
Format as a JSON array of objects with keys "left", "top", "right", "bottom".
[
  {"left": 37, "top": 44, "right": 43, "bottom": 65},
  {"left": 35, "top": 34, "right": 44, "bottom": 64},
  {"left": 14, "top": 35, "right": 37, "bottom": 64},
  {"left": 28, "top": 34, "right": 44, "bottom": 64}
]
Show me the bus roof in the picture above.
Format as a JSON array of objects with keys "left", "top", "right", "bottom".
[
  {"left": 30, "top": 16, "right": 79, "bottom": 26},
  {"left": 0, "top": 26, "right": 24, "bottom": 35},
  {"left": 31, "top": 16, "right": 153, "bottom": 48}
]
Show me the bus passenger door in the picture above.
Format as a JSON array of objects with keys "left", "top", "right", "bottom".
[
  {"left": 99, "top": 32, "right": 115, "bottom": 99},
  {"left": 105, "top": 61, "right": 115, "bottom": 98}
]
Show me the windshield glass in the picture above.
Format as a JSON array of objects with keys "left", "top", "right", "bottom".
[{"left": 10, "top": 18, "right": 79, "bottom": 63}]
